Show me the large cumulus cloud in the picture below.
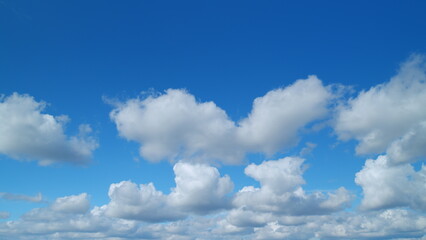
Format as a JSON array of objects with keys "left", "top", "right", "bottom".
[
  {"left": 232, "top": 157, "right": 352, "bottom": 220},
  {"left": 110, "top": 76, "right": 332, "bottom": 164},
  {"left": 355, "top": 155, "right": 426, "bottom": 211},
  {"left": 103, "top": 161, "right": 233, "bottom": 222}
]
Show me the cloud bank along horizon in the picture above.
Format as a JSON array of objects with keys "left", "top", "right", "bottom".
[{"left": 1, "top": 55, "right": 426, "bottom": 239}]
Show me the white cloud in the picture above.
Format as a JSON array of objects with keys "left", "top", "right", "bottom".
[
  {"left": 244, "top": 157, "right": 305, "bottom": 194},
  {"left": 1, "top": 193, "right": 425, "bottom": 240},
  {"left": 0, "top": 193, "right": 138, "bottom": 239},
  {"left": 103, "top": 162, "right": 234, "bottom": 221},
  {"left": 237, "top": 76, "right": 331, "bottom": 154},
  {"left": 110, "top": 76, "right": 332, "bottom": 164},
  {"left": 104, "top": 180, "right": 183, "bottom": 222},
  {"left": 317, "top": 209, "right": 426, "bottom": 239},
  {"left": 355, "top": 155, "right": 426, "bottom": 211},
  {"left": 335, "top": 55, "right": 426, "bottom": 163},
  {"left": 169, "top": 162, "right": 234, "bottom": 214},
  {"left": 51, "top": 193, "right": 90, "bottom": 214},
  {"left": 387, "top": 121, "right": 426, "bottom": 165},
  {"left": 233, "top": 157, "right": 352, "bottom": 216},
  {"left": 0, "top": 192, "right": 43, "bottom": 203},
  {"left": 0, "top": 93, "right": 98, "bottom": 165},
  {"left": 110, "top": 89, "right": 241, "bottom": 164},
  {"left": 217, "top": 208, "right": 426, "bottom": 240},
  {"left": 21, "top": 193, "right": 91, "bottom": 223}
]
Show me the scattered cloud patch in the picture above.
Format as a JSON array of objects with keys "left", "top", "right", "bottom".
[
  {"left": 110, "top": 89, "right": 241, "bottom": 164},
  {"left": 237, "top": 76, "right": 331, "bottom": 155},
  {"left": 233, "top": 157, "right": 353, "bottom": 217},
  {"left": 103, "top": 161, "right": 233, "bottom": 222},
  {"left": 299, "top": 142, "right": 317, "bottom": 156},
  {"left": 355, "top": 155, "right": 426, "bottom": 211},
  {"left": 335, "top": 55, "right": 426, "bottom": 163},
  {"left": 169, "top": 162, "right": 234, "bottom": 214},
  {"left": 104, "top": 181, "right": 183, "bottom": 222},
  {"left": 51, "top": 193, "right": 90, "bottom": 214},
  {"left": 0, "top": 93, "right": 98, "bottom": 165},
  {"left": 0, "top": 192, "right": 43, "bottom": 203},
  {"left": 110, "top": 76, "right": 332, "bottom": 164}
]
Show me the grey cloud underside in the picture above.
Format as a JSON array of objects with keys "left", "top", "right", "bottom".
[{"left": 1, "top": 197, "right": 425, "bottom": 240}]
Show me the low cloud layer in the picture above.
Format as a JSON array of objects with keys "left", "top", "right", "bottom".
[
  {"left": 355, "top": 155, "right": 426, "bottom": 211},
  {"left": 0, "top": 93, "right": 98, "bottom": 165},
  {"left": 1, "top": 192, "right": 425, "bottom": 240},
  {"left": 103, "top": 162, "right": 233, "bottom": 222}
]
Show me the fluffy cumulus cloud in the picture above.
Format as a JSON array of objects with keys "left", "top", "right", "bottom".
[
  {"left": 50, "top": 193, "right": 90, "bottom": 214},
  {"left": 333, "top": 55, "right": 426, "bottom": 224},
  {"left": 103, "top": 181, "right": 183, "bottom": 222},
  {"left": 110, "top": 89, "right": 240, "bottom": 164},
  {"left": 104, "top": 158, "right": 349, "bottom": 226},
  {"left": 110, "top": 76, "right": 332, "bottom": 164},
  {"left": 237, "top": 76, "right": 331, "bottom": 154},
  {"left": 103, "top": 161, "right": 233, "bottom": 221},
  {"left": 0, "top": 158, "right": 425, "bottom": 240},
  {"left": 233, "top": 157, "right": 352, "bottom": 219},
  {"left": 21, "top": 193, "right": 91, "bottom": 223},
  {"left": 335, "top": 55, "right": 426, "bottom": 164},
  {"left": 0, "top": 93, "right": 98, "bottom": 165},
  {"left": 169, "top": 162, "right": 234, "bottom": 214},
  {"left": 355, "top": 155, "right": 426, "bottom": 211}
]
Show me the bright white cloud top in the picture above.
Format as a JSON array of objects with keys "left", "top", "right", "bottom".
[
  {"left": 111, "top": 76, "right": 331, "bottom": 164},
  {"left": 335, "top": 55, "right": 426, "bottom": 162},
  {"left": 0, "top": 93, "right": 98, "bottom": 165},
  {"left": 1, "top": 54, "right": 426, "bottom": 240}
]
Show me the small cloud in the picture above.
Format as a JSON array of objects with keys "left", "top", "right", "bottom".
[
  {"left": 0, "top": 192, "right": 43, "bottom": 203},
  {"left": 299, "top": 142, "right": 317, "bottom": 156}
]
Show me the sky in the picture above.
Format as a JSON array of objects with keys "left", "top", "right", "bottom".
[{"left": 1, "top": 0, "right": 426, "bottom": 239}]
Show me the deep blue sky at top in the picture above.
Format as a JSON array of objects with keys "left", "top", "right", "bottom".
[{"left": 1, "top": 0, "right": 426, "bottom": 217}]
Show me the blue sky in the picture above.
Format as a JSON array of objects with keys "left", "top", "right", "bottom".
[{"left": 1, "top": 1, "right": 426, "bottom": 239}]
